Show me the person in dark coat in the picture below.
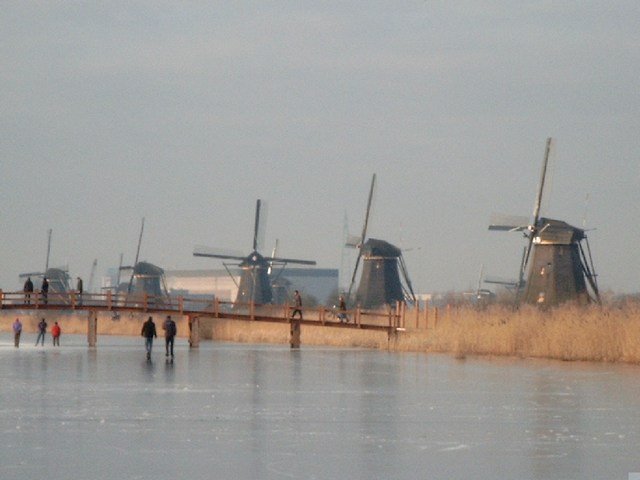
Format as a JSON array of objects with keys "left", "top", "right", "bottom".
[
  {"left": 162, "top": 315, "right": 177, "bottom": 358},
  {"left": 23, "top": 277, "right": 33, "bottom": 304},
  {"left": 41, "top": 277, "right": 49, "bottom": 304},
  {"left": 337, "top": 295, "right": 348, "bottom": 323},
  {"left": 76, "top": 277, "right": 83, "bottom": 305},
  {"left": 35, "top": 318, "right": 47, "bottom": 346},
  {"left": 141, "top": 316, "right": 157, "bottom": 360}
]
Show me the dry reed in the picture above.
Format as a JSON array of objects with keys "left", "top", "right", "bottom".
[{"left": 422, "top": 303, "right": 640, "bottom": 363}]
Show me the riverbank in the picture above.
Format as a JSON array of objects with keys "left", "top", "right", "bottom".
[{"left": 2, "top": 303, "right": 639, "bottom": 363}]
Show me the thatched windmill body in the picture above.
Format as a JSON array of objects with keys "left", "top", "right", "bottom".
[
  {"left": 346, "top": 174, "right": 416, "bottom": 309},
  {"left": 489, "top": 138, "right": 600, "bottom": 306},
  {"left": 194, "top": 200, "right": 316, "bottom": 306}
]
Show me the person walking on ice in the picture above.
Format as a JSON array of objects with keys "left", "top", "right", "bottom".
[
  {"left": 163, "top": 315, "right": 177, "bottom": 359},
  {"left": 141, "top": 316, "right": 157, "bottom": 360}
]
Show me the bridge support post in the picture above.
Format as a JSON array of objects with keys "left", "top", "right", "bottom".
[
  {"left": 87, "top": 310, "right": 98, "bottom": 347},
  {"left": 289, "top": 318, "right": 301, "bottom": 349},
  {"left": 188, "top": 315, "right": 200, "bottom": 348}
]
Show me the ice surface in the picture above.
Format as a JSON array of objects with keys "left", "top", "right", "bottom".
[{"left": 1, "top": 333, "right": 639, "bottom": 480}]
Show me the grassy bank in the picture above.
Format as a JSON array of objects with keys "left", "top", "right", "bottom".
[{"left": 411, "top": 303, "right": 640, "bottom": 363}]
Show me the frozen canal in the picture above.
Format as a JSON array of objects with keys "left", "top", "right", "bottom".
[{"left": 1, "top": 333, "right": 639, "bottom": 480}]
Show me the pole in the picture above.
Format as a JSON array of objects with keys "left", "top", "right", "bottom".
[{"left": 87, "top": 310, "right": 97, "bottom": 347}]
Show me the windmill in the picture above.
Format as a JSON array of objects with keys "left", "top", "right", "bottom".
[
  {"left": 463, "top": 264, "right": 496, "bottom": 306},
  {"left": 346, "top": 174, "right": 416, "bottom": 309},
  {"left": 488, "top": 138, "right": 600, "bottom": 306},
  {"left": 119, "top": 218, "right": 169, "bottom": 300},
  {"left": 193, "top": 199, "right": 316, "bottom": 306},
  {"left": 19, "top": 228, "right": 71, "bottom": 293}
]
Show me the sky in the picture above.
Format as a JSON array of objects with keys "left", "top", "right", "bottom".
[{"left": 1, "top": 2, "right": 639, "bottom": 295}]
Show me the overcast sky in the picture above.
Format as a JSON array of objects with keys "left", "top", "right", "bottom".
[{"left": 2, "top": 2, "right": 639, "bottom": 295}]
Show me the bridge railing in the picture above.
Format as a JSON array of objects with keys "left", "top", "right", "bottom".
[{"left": 0, "top": 290, "right": 404, "bottom": 329}]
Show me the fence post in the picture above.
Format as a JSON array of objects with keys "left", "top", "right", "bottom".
[
  {"left": 319, "top": 306, "right": 325, "bottom": 325},
  {"left": 178, "top": 296, "right": 184, "bottom": 314},
  {"left": 0, "top": 289, "right": 3, "bottom": 308},
  {"left": 188, "top": 315, "right": 200, "bottom": 348},
  {"left": 87, "top": 310, "right": 98, "bottom": 347},
  {"left": 214, "top": 297, "right": 219, "bottom": 318},
  {"left": 250, "top": 301, "right": 255, "bottom": 320},
  {"left": 434, "top": 307, "right": 438, "bottom": 328},
  {"left": 290, "top": 317, "right": 301, "bottom": 349}
]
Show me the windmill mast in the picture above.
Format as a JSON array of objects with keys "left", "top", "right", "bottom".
[
  {"left": 532, "top": 137, "right": 553, "bottom": 224},
  {"left": 519, "top": 137, "right": 553, "bottom": 297},
  {"left": 127, "top": 218, "right": 145, "bottom": 295},
  {"left": 347, "top": 173, "right": 376, "bottom": 302},
  {"left": 45, "top": 228, "right": 52, "bottom": 271}
]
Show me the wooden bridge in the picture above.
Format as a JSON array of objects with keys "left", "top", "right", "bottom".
[{"left": 0, "top": 290, "right": 409, "bottom": 348}]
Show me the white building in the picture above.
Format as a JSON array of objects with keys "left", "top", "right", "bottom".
[{"left": 164, "top": 267, "right": 338, "bottom": 305}]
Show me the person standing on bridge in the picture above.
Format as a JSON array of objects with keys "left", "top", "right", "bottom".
[
  {"left": 35, "top": 318, "right": 47, "bottom": 346},
  {"left": 337, "top": 295, "right": 348, "bottom": 323},
  {"left": 41, "top": 277, "right": 49, "bottom": 305},
  {"left": 291, "top": 290, "right": 303, "bottom": 320},
  {"left": 13, "top": 318, "right": 22, "bottom": 348},
  {"left": 141, "top": 316, "right": 157, "bottom": 360},
  {"left": 76, "top": 277, "right": 83, "bottom": 305},
  {"left": 163, "top": 315, "right": 177, "bottom": 359},
  {"left": 23, "top": 277, "right": 33, "bottom": 304}
]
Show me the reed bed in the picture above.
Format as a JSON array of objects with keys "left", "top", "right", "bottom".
[{"left": 419, "top": 303, "right": 640, "bottom": 363}]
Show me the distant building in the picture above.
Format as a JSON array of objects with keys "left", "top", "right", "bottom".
[{"left": 163, "top": 268, "right": 338, "bottom": 305}]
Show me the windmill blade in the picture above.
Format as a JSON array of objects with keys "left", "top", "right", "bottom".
[
  {"left": 532, "top": 137, "right": 553, "bottom": 227},
  {"left": 267, "top": 239, "right": 279, "bottom": 275},
  {"left": 252, "top": 199, "right": 268, "bottom": 252},
  {"left": 360, "top": 174, "right": 376, "bottom": 247},
  {"left": 514, "top": 243, "right": 530, "bottom": 301},
  {"left": 127, "top": 218, "right": 145, "bottom": 295},
  {"left": 45, "top": 228, "right": 52, "bottom": 271},
  {"left": 347, "top": 174, "right": 377, "bottom": 302},
  {"left": 484, "top": 275, "right": 519, "bottom": 287},
  {"left": 345, "top": 234, "right": 362, "bottom": 248},
  {"left": 19, "top": 271, "right": 45, "bottom": 279},
  {"left": 399, "top": 254, "right": 416, "bottom": 303},
  {"left": 267, "top": 256, "right": 316, "bottom": 266},
  {"left": 115, "top": 253, "right": 123, "bottom": 291},
  {"left": 488, "top": 214, "right": 530, "bottom": 232},
  {"left": 580, "top": 237, "right": 600, "bottom": 303},
  {"left": 193, "top": 245, "right": 246, "bottom": 261},
  {"left": 476, "top": 264, "right": 484, "bottom": 296}
]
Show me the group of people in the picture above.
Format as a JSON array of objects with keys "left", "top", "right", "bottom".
[
  {"left": 141, "top": 315, "right": 177, "bottom": 360},
  {"left": 11, "top": 317, "right": 61, "bottom": 348},
  {"left": 22, "top": 276, "right": 83, "bottom": 304},
  {"left": 9, "top": 315, "right": 177, "bottom": 356}
]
